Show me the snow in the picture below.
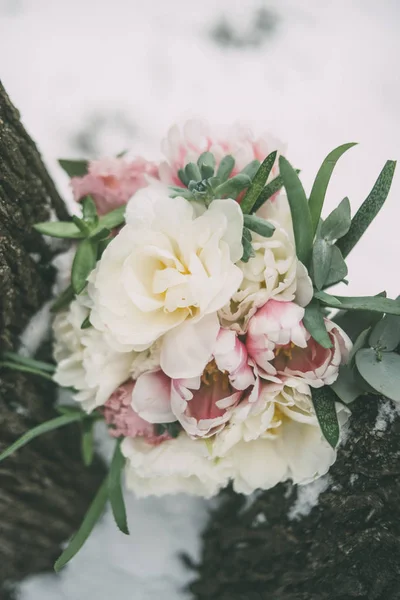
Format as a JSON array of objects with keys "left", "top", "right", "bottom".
[
  {"left": 374, "top": 399, "right": 400, "bottom": 432},
  {"left": 0, "top": 0, "right": 399, "bottom": 598},
  {"left": 288, "top": 475, "right": 331, "bottom": 520}
]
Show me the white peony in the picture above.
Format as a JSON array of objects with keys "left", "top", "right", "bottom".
[
  {"left": 53, "top": 298, "right": 137, "bottom": 412},
  {"left": 121, "top": 433, "right": 230, "bottom": 498},
  {"left": 213, "top": 379, "right": 350, "bottom": 494},
  {"left": 89, "top": 185, "right": 244, "bottom": 379}
]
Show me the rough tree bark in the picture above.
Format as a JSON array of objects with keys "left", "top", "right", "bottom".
[
  {"left": 190, "top": 396, "right": 400, "bottom": 600},
  {"left": 0, "top": 81, "right": 105, "bottom": 597}
]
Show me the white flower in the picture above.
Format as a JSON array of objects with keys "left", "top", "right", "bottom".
[
  {"left": 213, "top": 379, "right": 350, "bottom": 494},
  {"left": 53, "top": 298, "right": 136, "bottom": 412},
  {"left": 89, "top": 185, "right": 244, "bottom": 379},
  {"left": 121, "top": 433, "right": 230, "bottom": 498}
]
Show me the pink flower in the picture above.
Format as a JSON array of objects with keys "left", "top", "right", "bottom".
[
  {"left": 171, "top": 329, "right": 256, "bottom": 438},
  {"left": 246, "top": 300, "right": 352, "bottom": 387},
  {"left": 71, "top": 157, "right": 158, "bottom": 215},
  {"left": 103, "top": 381, "right": 168, "bottom": 444},
  {"left": 131, "top": 369, "right": 175, "bottom": 424},
  {"left": 158, "top": 119, "right": 283, "bottom": 187}
]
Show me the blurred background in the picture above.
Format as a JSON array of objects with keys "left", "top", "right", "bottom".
[{"left": 0, "top": 0, "right": 399, "bottom": 598}]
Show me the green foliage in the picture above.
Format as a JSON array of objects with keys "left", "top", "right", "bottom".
[
  {"left": 108, "top": 441, "right": 129, "bottom": 535},
  {"left": 355, "top": 348, "right": 400, "bottom": 402},
  {"left": 303, "top": 300, "right": 333, "bottom": 349},
  {"left": 315, "top": 291, "right": 400, "bottom": 315},
  {"left": 214, "top": 173, "right": 251, "bottom": 199},
  {"left": 243, "top": 214, "right": 275, "bottom": 238},
  {"left": 33, "top": 221, "right": 85, "bottom": 239},
  {"left": 369, "top": 312, "right": 400, "bottom": 351},
  {"left": 81, "top": 419, "right": 95, "bottom": 467},
  {"left": 241, "top": 227, "right": 255, "bottom": 262},
  {"left": 320, "top": 197, "right": 351, "bottom": 242},
  {"left": 197, "top": 152, "right": 216, "bottom": 179},
  {"left": 240, "top": 151, "right": 277, "bottom": 214},
  {"left": 312, "top": 238, "right": 333, "bottom": 291},
  {"left": 58, "top": 158, "right": 89, "bottom": 178},
  {"left": 216, "top": 155, "right": 235, "bottom": 181},
  {"left": 71, "top": 239, "right": 98, "bottom": 294},
  {"left": 51, "top": 285, "right": 75, "bottom": 313},
  {"left": 311, "top": 386, "right": 340, "bottom": 448}
]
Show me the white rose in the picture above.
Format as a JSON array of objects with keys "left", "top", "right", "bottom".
[
  {"left": 121, "top": 433, "right": 230, "bottom": 498},
  {"left": 213, "top": 379, "right": 350, "bottom": 494},
  {"left": 53, "top": 298, "right": 137, "bottom": 412},
  {"left": 89, "top": 185, "right": 244, "bottom": 379}
]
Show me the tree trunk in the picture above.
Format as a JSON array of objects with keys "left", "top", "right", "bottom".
[
  {"left": 190, "top": 396, "right": 400, "bottom": 600},
  {"left": 0, "top": 81, "right": 105, "bottom": 597}
]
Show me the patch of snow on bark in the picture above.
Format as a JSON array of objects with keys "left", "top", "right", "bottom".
[{"left": 288, "top": 475, "right": 331, "bottom": 521}]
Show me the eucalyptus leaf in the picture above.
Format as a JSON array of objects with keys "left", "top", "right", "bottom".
[
  {"left": 108, "top": 441, "right": 129, "bottom": 535},
  {"left": 34, "top": 221, "right": 84, "bottom": 239},
  {"left": 311, "top": 386, "right": 340, "bottom": 448},
  {"left": 331, "top": 366, "right": 364, "bottom": 404},
  {"left": 240, "top": 159, "right": 261, "bottom": 180},
  {"left": 303, "top": 300, "right": 333, "bottom": 348},
  {"left": 0, "top": 412, "right": 87, "bottom": 463},
  {"left": 81, "top": 419, "right": 95, "bottom": 467},
  {"left": 51, "top": 285, "right": 75, "bottom": 313},
  {"left": 308, "top": 143, "right": 357, "bottom": 234},
  {"left": 240, "top": 151, "right": 277, "bottom": 214},
  {"left": 71, "top": 239, "right": 98, "bottom": 294},
  {"left": 54, "top": 477, "right": 109, "bottom": 572},
  {"left": 369, "top": 313, "right": 400, "bottom": 351},
  {"left": 216, "top": 155, "right": 235, "bottom": 182},
  {"left": 312, "top": 238, "right": 333, "bottom": 290},
  {"left": 337, "top": 160, "right": 397, "bottom": 258},
  {"left": 323, "top": 245, "right": 348, "bottom": 288},
  {"left": 243, "top": 214, "right": 275, "bottom": 238},
  {"left": 214, "top": 173, "right": 251, "bottom": 199},
  {"left": 315, "top": 291, "right": 400, "bottom": 315},
  {"left": 58, "top": 158, "right": 89, "bottom": 178},
  {"left": 348, "top": 327, "right": 371, "bottom": 364},
  {"left": 320, "top": 197, "right": 351, "bottom": 241},
  {"left": 279, "top": 156, "right": 313, "bottom": 265},
  {"left": 355, "top": 348, "right": 400, "bottom": 401},
  {"left": 197, "top": 152, "right": 216, "bottom": 179}
]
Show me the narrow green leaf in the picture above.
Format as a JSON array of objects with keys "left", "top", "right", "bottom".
[
  {"left": 355, "top": 348, "right": 400, "bottom": 401},
  {"left": 214, "top": 173, "right": 251, "bottom": 199},
  {"left": 0, "top": 412, "right": 86, "bottom": 463},
  {"left": 369, "top": 313, "right": 400, "bottom": 351},
  {"left": 96, "top": 206, "right": 126, "bottom": 231},
  {"left": 34, "top": 221, "right": 84, "bottom": 239},
  {"left": 81, "top": 419, "right": 95, "bottom": 467},
  {"left": 108, "top": 441, "right": 129, "bottom": 535},
  {"left": 243, "top": 214, "right": 275, "bottom": 238},
  {"left": 51, "top": 285, "right": 75, "bottom": 313},
  {"left": 72, "top": 216, "right": 91, "bottom": 236},
  {"left": 81, "top": 316, "right": 91, "bottom": 329},
  {"left": 320, "top": 197, "right": 351, "bottom": 241},
  {"left": 185, "top": 162, "right": 202, "bottom": 183},
  {"left": 58, "top": 158, "right": 89, "bottom": 178},
  {"left": 315, "top": 291, "right": 400, "bottom": 315},
  {"left": 303, "top": 300, "right": 333, "bottom": 349},
  {"left": 0, "top": 361, "right": 55, "bottom": 381},
  {"left": 308, "top": 143, "right": 357, "bottom": 234},
  {"left": 337, "top": 160, "right": 397, "bottom": 258},
  {"left": 71, "top": 239, "right": 98, "bottom": 295},
  {"left": 197, "top": 152, "right": 216, "bottom": 179},
  {"left": 312, "top": 238, "right": 333, "bottom": 291},
  {"left": 279, "top": 156, "right": 313, "bottom": 265},
  {"left": 323, "top": 245, "right": 348, "bottom": 288},
  {"left": 251, "top": 170, "right": 300, "bottom": 214},
  {"left": 82, "top": 195, "right": 98, "bottom": 224},
  {"left": 241, "top": 227, "right": 255, "bottom": 263},
  {"left": 2, "top": 352, "right": 55, "bottom": 373},
  {"left": 240, "top": 151, "right": 277, "bottom": 214},
  {"left": 240, "top": 159, "right": 261, "bottom": 180},
  {"left": 216, "top": 155, "right": 235, "bottom": 182},
  {"left": 312, "top": 386, "right": 341, "bottom": 448},
  {"left": 89, "top": 227, "right": 111, "bottom": 243},
  {"left": 54, "top": 477, "right": 109, "bottom": 572}
]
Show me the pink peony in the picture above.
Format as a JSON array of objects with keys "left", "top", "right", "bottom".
[
  {"left": 103, "top": 381, "right": 168, "bottom": 443},
  {"left": 246, "top": 300, "right": 352, "bottom": 387},
  {"left": 71, "top": 157, "right": 158, "bottom": 215},
  {"left": 158, "top": 119, "right": 283, "bottom": 187}
]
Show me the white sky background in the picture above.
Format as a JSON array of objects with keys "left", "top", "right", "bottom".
[{"left": 0, "top": 0, "right": 399, "bottom": 598}]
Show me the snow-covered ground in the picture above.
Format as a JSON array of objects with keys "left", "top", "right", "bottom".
[{"left": 1, "top": 0, "right": 399, "bottom": 598}]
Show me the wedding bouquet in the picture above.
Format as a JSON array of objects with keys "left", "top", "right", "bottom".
[{"left": 1, "top": 120, "right": 399, "bottom": 570}]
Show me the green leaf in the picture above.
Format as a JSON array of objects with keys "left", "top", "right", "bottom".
[
  {"left": 369, "top": 313, "right": 400, "bottom": 351},
  {"left": 58, "top": 158, "right": 89, "bottom": 178},
  {"left": 348, "top": 327, "right": 371, "bottom": 364},
  {"left": 279, "top": 156, "right": 313, "bottom": 265},
  {"left": 34, "top": 220, "right": 84, "bottom": 239},
  {"left": 169, "top": 186, "right": 194, "bottom": 200},
  {"left": 0, "top": 361, "right": 55, "bottom": 381},
  {"left": 331, "top": 366, "right": 364, "bottom": 404},
  {"left": 243, "top": 214, "right": 275, "bottom": 238},
  {"left": 71, "top": 239, "right": 98, "bottom": 294},
  {"left": 81, "top": 316, "right": 91, "bottom": 329},
  {"left": 96, "top": 205, "right": 126, "bottom": 230},
  {"left": 177, "top": 168, "right": 189, "bottom": 186},
  {"left": 51, "top": 285, "right": 75, "bottom": 313},
  {"left": 197, "top": 152, "right": 216, "bottom": 179},
  {"left": 216, "top": 155, "right": 235, "bottom": 182},
  {"left": 312, "top": 238, "right": 333, "bottom": 291},
  {"left": 308, "top": 143, "right": 357, "bottom": 234},
  {"left": 240, "top": 159, "right": 261, "bottom": 180},
  {"left": 81, "top": 195, "right": 98, "bottom": 224},
  {"left": 89, "top": 227, "right": 111, "bottom": 243},
  {"left": 2, "top": 352, "right": 55, "bottom": 373},
  {"left": 311, "top": 386, "right": 340, "bottom": 448},
  {"left": 323, "top": 245, "right": 348, "bottom": 288},
  {"left": 320, "top": 197, "right": 351, "bottom": 241},
  {"left": 185, "top": 162, "right": 202, "bottom": 183},
  {"left": 54, "top": 477, "right": 109, "bottom": 572},
  {"left": 241, "top": 227, "right": 255, "bottom": 263},
  {"left": 108, "top": 441, "right": 129, "bottom": 535},
  {"left": 315, "top": 291, "right": 400, "bottom": 316},
  {"left": 81, "top": 419, "right": 95, "bottom": 467},
  {"left": 214, "top": 173, "right": 251, "bottom": 199},
  {"left": 240, "top": 151, "right": 277, "bottom": 214},
  {"left": 355, "top": 348, "right": 400, "bottom": 401},
  {"left": 0, "top": 412, "right": 86, "bottom": 463},
  {"left": 303, "top": 300, "right": 333, "bottom": 349},
  {"left": 337, "top": 160, "right": 397, "bottom": 258},
  {"left": 72, "top": 216, "right": 91, "bottom": 236}
]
